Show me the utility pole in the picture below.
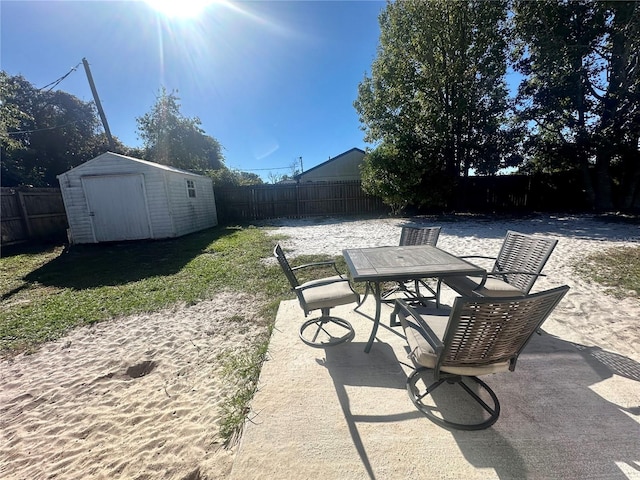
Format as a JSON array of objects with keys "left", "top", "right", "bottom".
[{"left": 82, "top": 57, "right": 115, "bottom": 151}]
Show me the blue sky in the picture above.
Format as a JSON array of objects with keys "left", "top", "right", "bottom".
[{"left": 1, "top": 0, "right": 385, "bottom": 180}]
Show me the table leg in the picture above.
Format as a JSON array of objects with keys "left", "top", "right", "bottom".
[
  {"left": 355, "top": 282, "right": 371, "bottom": 310},
  {"left": 364, "top": 282, "right": 382, "bottom": 353}
]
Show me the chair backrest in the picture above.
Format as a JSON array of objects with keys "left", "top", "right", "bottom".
[
  {"left": 436, "top": 285, "right": 569, "bottom": 375},
  {"left": 399, "top": 226, "right": 441, "bottom": 247},
  {"left": 274, "top": 243, "right": 300, "bottom": 289},
  {"left": 492, "top": 230, "right": 558, "bottom": 294}
]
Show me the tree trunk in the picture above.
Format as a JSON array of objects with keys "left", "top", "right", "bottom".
[
  {"left": 578, "top": 153, "right": 596, "bottom": 210},
  {"left": 592, "top": 2, "right": 636, "bottom": 211},
  {"left": 593, "top": 153, "right": 615, "bottom": 211}
]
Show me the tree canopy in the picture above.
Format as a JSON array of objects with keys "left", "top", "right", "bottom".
[
  {"left": 355, "top": 0, "right": 515, "bottom": 208},
  {"left": 1, "top": 76, "right": 249, "bottom": 187},
  {"left": 1, "top": 72, "right": 123, "bottom": 187},
  {"left": 513, "top": 0, "right": 640, "bottom": 210},
  {"left": 356, "top": 0, "right": 640, "bottom": 212},
  {"left": 208, "top": 168, "right": 263, "bottom": 188},
  {"left": 136, "top": 88, "right": 225, "bottom": 173}
]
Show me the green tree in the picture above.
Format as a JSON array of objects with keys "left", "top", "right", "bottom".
[
  {"left": 513, "top": 1, "right": 640, "bottom": 211},
  {"left": 354, "top": 0, "right": 513, "bottom": 209},
  {"left": 1, "top": 72, "right": 121, "bottom": 187},
  {"left": 360, "top": 144, "right": 421, "bottom": 214},
  {"left": 136, "top": 88, "right": 224, "bottom": 173},
  {"left": 208, "top": 168, "right": 263, "bottom": 188}
]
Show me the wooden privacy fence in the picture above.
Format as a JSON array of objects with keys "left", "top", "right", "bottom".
[
  {"left": 214, "top": 181, "right": 389, "bottom": 223},
  {"left": 215, "top": 175, "right": 592, "bottom": 224},
  {"left": 1, "top": 187, "right": 68, "bottom": 245},
  {"left": 452, "top": 174, "right": 590, "bottom": 213}
]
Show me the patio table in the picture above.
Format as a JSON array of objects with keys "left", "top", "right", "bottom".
[{"left": 342, "top": 245, "right": 485, "bottom": 353}]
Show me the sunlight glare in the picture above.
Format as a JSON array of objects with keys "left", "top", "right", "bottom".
[{"left": 145, "top": 0, "right": 217, "bottom": 19}]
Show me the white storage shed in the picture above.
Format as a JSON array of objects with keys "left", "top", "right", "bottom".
[{"left": 57, "top": 152, "right": 218, "bottom": 244}]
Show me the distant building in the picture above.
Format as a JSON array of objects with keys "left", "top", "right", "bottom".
[{"left": 295, "top": 148, "right": 365, "bottom": 183}]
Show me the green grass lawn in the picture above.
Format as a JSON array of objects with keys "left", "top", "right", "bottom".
[{"left": 0, "top": 225, "right": 345, "bottom": 355}]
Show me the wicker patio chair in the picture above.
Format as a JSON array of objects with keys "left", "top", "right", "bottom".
[
  {"left": 274, "top": 243, "right": 359, "bottom": 347},
  {"left": 437, "top": 230, "right": 558, "bottom": 306},
  {"left": 377, "top": 226, "right": 442, "bottom": 304},
  {"left": 392, "top": 285, "right": 569, "bottom": 430}
]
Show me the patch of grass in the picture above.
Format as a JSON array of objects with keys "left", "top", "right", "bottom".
[
  {"left": 218, "top": 326, "right": 272, "bottom": 447},
  {"left": 0, "top": 226, "right": 291, "bottom": 354},
  {"left": 574, "top": 245, "right": 640, "bottom": 299}
]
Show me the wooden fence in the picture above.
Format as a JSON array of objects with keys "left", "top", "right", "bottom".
[
  {"left": 215, "top": 175, "right": 591, "bottom": 223},
  {"left": 1, "top": 187, "right": 68, "bottom": 245},
  {"left": 214, "top": 181, "right": 389, "bottom": 223},
  {"left": 451, "top": 173, "right": 590, "bottom": 213}
]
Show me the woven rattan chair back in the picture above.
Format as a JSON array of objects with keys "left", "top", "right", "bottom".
[
  {"left": 437, "top": 286, "right": 569, "bottom": 374},
  {"left": 274, "top": 243, "right": 300, "bottom": 290},
  {"left": 491, "top": 231, "right": 558, "bottom": 295},
  {"left": 399, "top": 226, "right": 442, "bottom": 247}
]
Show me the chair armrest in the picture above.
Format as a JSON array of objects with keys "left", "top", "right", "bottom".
[
  {"left": 466, "top": 271, "right": 545, "bottom": 294},
  {"left": 391, "top": 299, "right": 444, "bottom": 353},
  {"left": 458, "top": 255, "right": 496, "bottom": 261},
  {"left": 292, "top": 260, "right": 342, "bottom": 276},
  {"left": 488, "top": 271, "right": 547, "bottom": 278}
]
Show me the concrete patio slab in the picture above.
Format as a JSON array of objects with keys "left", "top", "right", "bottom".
[{"left": 230, "top": 295, "right": 640, "bottom": 480}]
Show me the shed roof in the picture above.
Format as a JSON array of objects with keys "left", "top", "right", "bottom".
[{"left": 57, "top": 152, "right": 208, "bottom": 179}]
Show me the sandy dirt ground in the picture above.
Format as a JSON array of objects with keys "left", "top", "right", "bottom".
[{"left": 1, "top": 214, "right": 638, "bottom": 479}]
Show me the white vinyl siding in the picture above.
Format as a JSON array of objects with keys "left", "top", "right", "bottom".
[{"left": 58, "top": 152, "right": 217, "bottom": 244}]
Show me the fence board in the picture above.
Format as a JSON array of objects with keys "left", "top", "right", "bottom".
[{"left": 1, "top": 188, "right": 68, "bottom": 245}]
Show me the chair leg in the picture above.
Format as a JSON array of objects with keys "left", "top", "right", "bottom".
[
  {"left": 407, "top": 367, "right": 500, "bottom": 430},
  {"left": 436, "top": 279, "right": 443, "bottom": 308},
  {"left": 299, "top": 308, "right": 355, "bottom": 348},
  {"left": 384, "top": 279, "right": 436, "bottom": 306}
]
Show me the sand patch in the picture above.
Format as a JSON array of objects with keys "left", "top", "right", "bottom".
[{"left": 1, "top": 291, "right": 265, "bottom": 480}]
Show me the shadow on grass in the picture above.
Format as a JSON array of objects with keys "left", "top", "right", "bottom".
[{"left": 20, "top": 226, "right": 234, "bottom": 291}]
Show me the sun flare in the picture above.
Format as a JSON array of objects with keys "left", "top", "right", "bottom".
[{"left": 144, "top": 0, "right": 217, "bottom": 19}]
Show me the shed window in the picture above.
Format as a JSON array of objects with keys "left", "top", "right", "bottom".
[{"left": 186, "top": 179, "right": 196, "bottom": 198}]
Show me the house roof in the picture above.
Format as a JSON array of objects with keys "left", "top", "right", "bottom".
[
  {"left": 57, "top": 152, "right": 208, "bottom": 178},
  {"left": 294, "top": 147, "right": 365, "bottom": 180}
]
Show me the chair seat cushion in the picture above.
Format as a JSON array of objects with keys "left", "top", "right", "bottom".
[
  {"left": 398, "top": 306, "right": 510, "bottom": 376},
  {"left": 443, "top": 275, "right": 525, "bottom": 298},
  {"left": 299, "top": 276, "right": 359, "bottom": 312}
]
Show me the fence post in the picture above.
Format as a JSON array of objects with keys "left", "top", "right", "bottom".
[{"left": 16, "top": 190, "right": 34, "bottom": 238}]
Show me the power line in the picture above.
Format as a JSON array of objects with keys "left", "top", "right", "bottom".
[
  {"left": 6, "top": 120, "right": 79, "bottom": 135},
  {"left": 237, "top": 166, "right": 292, "bottom": 171},
  {"left": 38, "top": 61, "right": 82, "bottom": 92}
]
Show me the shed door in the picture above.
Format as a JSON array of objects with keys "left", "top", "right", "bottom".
[{"left": 82, "top": 174, "right": 151, "bottom": 242}]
